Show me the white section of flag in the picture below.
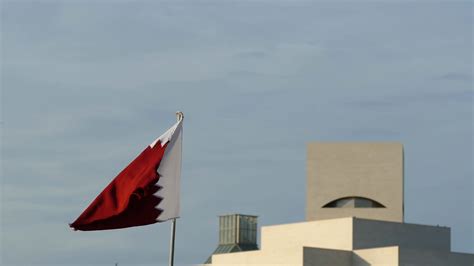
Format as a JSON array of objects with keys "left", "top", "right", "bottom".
[{"left": 154, "top": 119, "right": 183, "bottom": 221}]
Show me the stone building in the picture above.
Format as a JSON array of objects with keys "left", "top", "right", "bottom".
[{"left": 205, "top": 142, "right": 473, "bottom": 265}]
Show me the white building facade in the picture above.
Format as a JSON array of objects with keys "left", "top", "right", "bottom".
[{"left": 206, "top": 143, "right": 473, "bottom": 266}]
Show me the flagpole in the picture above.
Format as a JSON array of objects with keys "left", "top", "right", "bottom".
[
  {"left": 169, "top": 111, "right": 182, "bottom": 266},
  {"left": 169, "top": 218, "right": 177, "bottom": 266}
]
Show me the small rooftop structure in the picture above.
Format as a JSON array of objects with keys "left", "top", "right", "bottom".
[{"left": 205, "top": 214, "right": 258, "bottom": 264}]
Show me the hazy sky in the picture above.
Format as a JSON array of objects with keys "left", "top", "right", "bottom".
[{"left": 1, "top": 1, "right": 473, "bottom": 265}]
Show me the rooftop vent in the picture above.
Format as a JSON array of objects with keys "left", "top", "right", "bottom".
[{"left": 205, "top": 214, "right": 258, "bottom": 264}]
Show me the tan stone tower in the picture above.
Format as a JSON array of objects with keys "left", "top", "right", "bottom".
[{"left": 306, "top": 142, "right": 404, "bottom": 222}]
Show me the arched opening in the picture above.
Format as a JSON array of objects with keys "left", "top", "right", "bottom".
[{"left": 322, "top": 196, "right": 385, "bottom": 208}]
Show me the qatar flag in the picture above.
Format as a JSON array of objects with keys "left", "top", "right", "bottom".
[{"left": 70, "top": 114, "right": 183, "bottom": 231}]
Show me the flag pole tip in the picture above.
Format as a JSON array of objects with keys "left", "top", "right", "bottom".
[{"left": 176, "top": 111, "right": 184, "bottom": 121}]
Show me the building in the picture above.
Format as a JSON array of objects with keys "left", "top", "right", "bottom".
[
  {"left": 205, "top": 142, "right": 474, "bottom": 265},
  {"left": 205, "top": 214, "right": 259, "bottom": 264}
]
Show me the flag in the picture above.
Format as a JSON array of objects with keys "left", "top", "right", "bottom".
[{"left": 70, "top": 114, "right": 183, "bottom": 231}]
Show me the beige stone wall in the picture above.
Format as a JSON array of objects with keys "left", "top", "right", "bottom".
[
  {"left": 353, "top": 218, "right": 450, "bottom": 251},
  {"left": 353, "top": 246, "right": 399, "bottom": 266},
  {"left": 208, "top": 217, "right": 468, "bottom": 266},
  {"left": 303, "top": 247, "right": 352, "bottom": 266},
  {"left": 261, "top": 217, "right": 353, "bottom": 251},
  {"left": 398, "top": 248, "right": 474, "bottom": 266},
  {"left": 448, "top": 252, "right": 474, "bottom": 266},
  {"left": 211, "top": 218, "right": 354, "bottom": 266},
  {"left": 307, "top": 142, "right": 404, "bottom": 222},
  {"left": 211, "top": 249, "right": 302, "bottom": 265}
]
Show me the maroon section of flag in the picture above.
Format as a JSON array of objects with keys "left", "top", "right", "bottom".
[
  {"left": 70, "top": 116, "right": 183, "bottom": 231},
  {"left": 70, "top": 141, "right": 168, "bottom": 231}
]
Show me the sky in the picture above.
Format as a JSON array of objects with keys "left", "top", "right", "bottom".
[{"left": 1, "top": 1, "right": 473, "bottom": 265}]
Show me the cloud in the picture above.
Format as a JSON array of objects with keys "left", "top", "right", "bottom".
[
  {"left": 236, "top": 51, "right": 267, "bottom": 59},
  {"left": 345, "top": 90, "right": 473, "bottom": 110},
  {"left": 434, "top": 72, "right": 472, "bottom": 82}
]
